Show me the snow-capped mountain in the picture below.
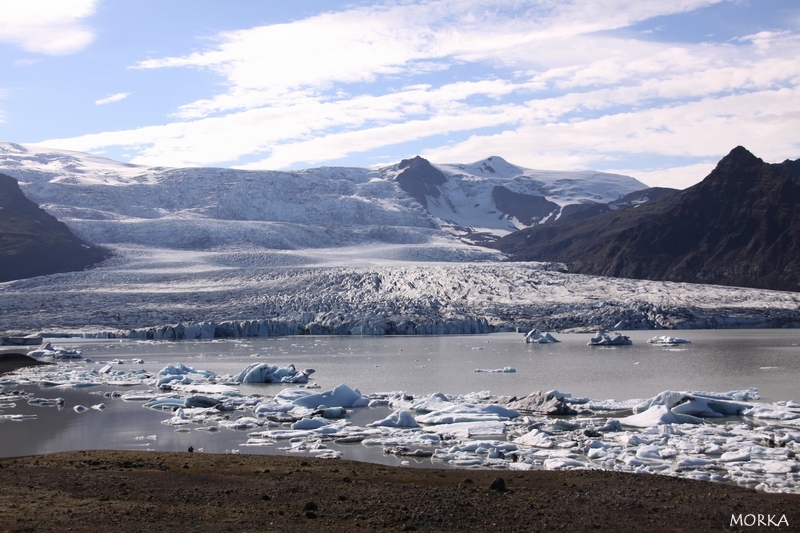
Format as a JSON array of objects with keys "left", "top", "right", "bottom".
[
  {"left": 2, "top": 142, "right": 799, "bottom": 337},
  {"left": 0, "top": 142, "right": 646, "bottom": 256}
]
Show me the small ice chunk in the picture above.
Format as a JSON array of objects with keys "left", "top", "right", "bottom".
[
  {"left": 720, "top": 449, "right": 751, "bottom": 462},
  {"left": 620, "top": 405, "right": 705, "bottom": 427},
  {"left": 291, "top": 418, "right": 333, "bottom": 430},
  {"left": 411, "top": 392, "right": 451, "bottom": 413}
]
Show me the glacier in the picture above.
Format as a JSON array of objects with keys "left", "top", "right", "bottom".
[{"left": 1, "top": 142, "right": 799, "bottom": 337}]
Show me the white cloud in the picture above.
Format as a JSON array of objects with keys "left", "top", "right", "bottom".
[
  {"left": 614, "top": 162, "right": 719, "bottom": 189},
  {"left": 0, "top": 0, "right": 97, "bottom": 55},
  {"left": 95, "top": 93, "right": 130, "bottom": 106},
  {"left": 38, "top": 0, "right": 800, "bottom": 187}
]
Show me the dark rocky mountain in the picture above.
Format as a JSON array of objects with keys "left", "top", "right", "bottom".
[
  {"left": 394, "top": 156, "right": 448, "bottom": 209},
  {"left": 492, "top": 147, "right": 800, "bottom": 292},
  {"left": 491, "top": 186, "right": 560, "bottom": 225},
  {"left": 0, "top": 173, "right": 108, "bottom": 282},
  {"left": 557, "top": 187, "right": 678, "bottom": 225}
]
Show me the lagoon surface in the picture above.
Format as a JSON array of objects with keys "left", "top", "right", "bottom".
[{"left": 1, "top": 330, "right": 799, "bottom": 467}]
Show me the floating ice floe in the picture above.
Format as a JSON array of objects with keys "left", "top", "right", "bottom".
[
  {"left": 233, "top": 362, "right": 313, "bottom": 384},
  {"left": 587, "top": 331, "right": 632, "bottom": 346},
  {"left": 283, "top": 383, "right": 370, "bottom": 409},
  {"left": 524, "top": 329, "right": 560, "bottom": 344},
  {"left": 506, "top": 391, "right": 578, "bottom": 415},
  {"left": 2, "top": 359, "right": 799, "bottom": 494},
  {"left": 647, "top": 335, "right": 691, "bottom": 345},
  {"left": 367, "top": 410, "right": 419, "bottom": 428},
  {"left": 155, "top": 363, "right": 217, "bottom": 390},
  {"left": 474, "top": 367, "right": 516, "bottom": 373},
  {"left": 27, "top": 342, "right": 83, "bottom": 359}
]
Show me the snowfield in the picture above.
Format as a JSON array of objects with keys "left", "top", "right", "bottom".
[{"left": 1, "top": 142, "right": 799, "bottom": 337}]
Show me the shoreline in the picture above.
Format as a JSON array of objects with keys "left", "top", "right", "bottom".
[{"left": 0, "top": 450, "right": 797, "bottom": 532}]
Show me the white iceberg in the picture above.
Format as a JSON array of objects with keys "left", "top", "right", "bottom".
[
  {"left": 367, "top": 410, "right": 419, "bottom": 428},
  {"left": 27, "top": 342, "right": 83, "bottom": 359},
  {"left": 474, "top": 367, "right": 516, "bottom": 373},
  {"left": 513, "top": 429, "right": 556, "bottom": 448},
  {"left": 233, "top": 362, "right": 310, "bottom": 384},
  {"left": 633, "top": 390, "right": 754, "bottom": 417},
  {"left": 410, "top": 392, "right": 452, "bottom": 413},
  {"left": 647, "top": 335, "right": 691, "bottom": 345},
  {"left": 288, "top": 384, "right": 370, "bottom": 409},
  {"left": 524, "top": 329, "right": 560, "bottom": 344},
  {"left": 415, "top": 403, "right": 518, "bottom": 425},
  {"left": 619, "top": 405, "right": 706, "bottom": 427},
  {"left": 291, "top": 418, "right": 334, "bottom": 430}
]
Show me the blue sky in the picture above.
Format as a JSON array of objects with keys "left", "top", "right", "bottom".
[{"left": 1, "top": 0, "right": 799, "bottom": 188}]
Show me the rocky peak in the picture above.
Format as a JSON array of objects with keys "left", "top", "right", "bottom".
[
  {"left": 395, "top": 156, "right": 447, "bottom": 209},
  {"left": 0, "top": 173, "right": 108, "bottom": 282}
]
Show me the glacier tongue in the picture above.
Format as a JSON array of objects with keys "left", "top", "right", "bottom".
[{"left": 2, "top": 245, "right": 799, "bottom": 337}]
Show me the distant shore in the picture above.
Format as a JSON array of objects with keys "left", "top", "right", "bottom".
[{"left": 0, "top": 450, "right": 797, "bottom": 532}]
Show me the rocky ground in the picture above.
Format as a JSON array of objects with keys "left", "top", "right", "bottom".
[{"left": 0, "top": 450, "right": 799, "bottom": 533}]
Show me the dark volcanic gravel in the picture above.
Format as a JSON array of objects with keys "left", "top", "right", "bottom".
[{"left": 0, "top": 451, "right": 798, "bottom": 532}]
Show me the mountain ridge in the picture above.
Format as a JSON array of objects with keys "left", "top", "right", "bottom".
[
  {"left": 493, "top": 146, "right": 800, "bottom": 292},
  {"left": 0, "top": 173, "right": 109, "bottom": 282}
]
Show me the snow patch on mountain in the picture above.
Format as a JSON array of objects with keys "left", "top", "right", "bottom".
[{"left": 433, "top": 156, "right": 647, "bottom": 237}]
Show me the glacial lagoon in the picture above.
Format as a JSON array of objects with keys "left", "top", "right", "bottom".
[{"left": 1, "top": 330, "right": 799, "bottom": 492}]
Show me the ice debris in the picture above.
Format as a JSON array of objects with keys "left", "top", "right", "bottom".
[{"left": 2, "top": 360, "right": 799, "bottom": 494}]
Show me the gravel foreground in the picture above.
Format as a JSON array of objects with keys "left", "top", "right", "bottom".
[{"left": 0, "top": 451, "right": 798, "bottom": 532}]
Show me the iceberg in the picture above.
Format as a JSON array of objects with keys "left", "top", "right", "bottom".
[
  {"left": 410, "top": 392, "right": 452, "bottom": 413},
  {"left": 524, "top": 329, "right": 560, "bottom": 344},
  {"left": 633, "top": 390, "right": 754, "bottom": 418},
  {"left": 506, "top": 391, "right": 577, "bottom": 415},
  {"left": 647, "top": 335, "right": 691, "bottom": 345},
  {"left": 291, "top": 418, "right": 334, "bottom": 430},
  {"left": 27, "top": 342, "right": 83, "bottom": 359},
  {"left": 588, "top": 331, "right": 632, "bottom": 346},
  {"left": 288, "top": 384, "right": 370, "bottom": 409},
  {"left": 415, "top": 402, "right": 518, "bottom": 425},
  {"left": 233, "top": 362, "right": 311, "bottom": 384},
  {"left": 513, "top": 429, "right": 556, "bottom": 448},
  {"left": 619, "top": 405, "right": 706, "bottom": 427},
  {"left": 367, "top": 410, "right": 419, "bottom": 428},
  {"left": 474, "top": 367, "right": 516, "bottom": 373}
]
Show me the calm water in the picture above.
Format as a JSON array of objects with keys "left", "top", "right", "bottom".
[{"left": 1, "top": 330, "right": 799, "bottom": 460}]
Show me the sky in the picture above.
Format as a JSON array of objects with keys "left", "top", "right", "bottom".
[{"left": 1, "top": 0, "right": 799, "bottom": 189}]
